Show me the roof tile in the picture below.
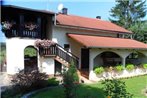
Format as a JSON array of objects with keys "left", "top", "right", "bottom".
[
  {"left": 68, "top": 34, "right": 147, "bottom": 49},
  {"left": 57, "top": 14, "right": 132, "bottom": 33}
]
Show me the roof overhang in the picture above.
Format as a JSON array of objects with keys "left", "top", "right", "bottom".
[
  {"left": 2, "top": 5, "right": 55, "bottom": 15},
  {"left": 68, "top": 34, "right": 147, "bottom": 50},
  {"left": 55, "top": 24, "right": 132, "bottom": 35}
]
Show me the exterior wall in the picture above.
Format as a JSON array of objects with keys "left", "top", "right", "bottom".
[
  {"left": 39, "top": 56, "right": 55, "bottom": 75},
  {"left": 52, "top": 27, "right": 117, "bottom": 47},
  {"left": 52, "top": 26, "right": 118, "bottom": 68},
  {"left": 6, "top": 38, "right": 39, "bottom": 74}
]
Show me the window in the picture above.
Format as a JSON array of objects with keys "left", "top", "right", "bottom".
[{"left": 64, "top": 44, "right": 70, "bottom": 51}]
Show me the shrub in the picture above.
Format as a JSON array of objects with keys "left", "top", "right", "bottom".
[
  {"left": 115, "top": 65, "right": 124, "bottom": 72},
  {"left": 47, "top": 77, "right": 59, "bottom": 86},
  {"left": 126, "top": 64, "right": 134, "bottom": 71},
  {"left": 63, "top": 62, "right": 79, "bottom": 98},
  {"left": 143, "top": 64, "right": 147, "bottom": 69},
  {"left": 94, "top": 67, "right": 104, "bottom": 75},
  {"left": 102, "top": 79, "right": 133, "bottom": 98},
  {"left": 11, "top": 70, "right": 49, "bottom": 91},
  {"left": 2, "top": 70, "right": 49, "bottom": 98}
]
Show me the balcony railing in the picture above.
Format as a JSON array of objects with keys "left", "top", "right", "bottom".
[
  {"left": 4, "top": 28, "right": 40, "bottom": 38},
  {"left": 39, "top": 44, "right": 79, "bottom": 68}
]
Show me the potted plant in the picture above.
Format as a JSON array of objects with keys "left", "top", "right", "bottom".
[
  {"left": 94, "top": 66, "right": 104, "bottom": 77},
  {"left": 115, "top": 65, "right": 124, "bottom": 75},
  {"left": 1, "top": 21, "right": 15, "bottom": 37},
  {"left": 24, "top": 22, "right": 38, "bottom": 31},
  {"left": 142, "top": 64, "right": 147, "bottom": 72},
  {"left": 126, "top": 64, "right": 134, "bottom": 72}
]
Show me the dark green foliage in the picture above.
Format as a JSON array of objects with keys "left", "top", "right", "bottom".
[
  {"left": 63, "top": 62, "right": 79, "bottom": 98},
  {"left": 110, "top": 0, "right": 146, "bottom": 28},
  {"left": 109, "top": 0, "right": 147, "bottom": 42},
  {"left": 0, "top": 42, "right": 6, "bottom": 65},
  {"left": 130, "top": 21, "right": 147, "bottom": 43},
  {"left": 47, "top": 77, "right": 59, "bottom": 86},
  {"left": 102, "top": 79, "right": 133, "bottom": 98}
]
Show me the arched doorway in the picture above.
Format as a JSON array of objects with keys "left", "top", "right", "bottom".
[
  {"left": 94, "top": 51, "right": 122, "bottom": 67},
  {"left": 24, "top": 46, "right": 38, "bottom": 73},
  {"left": 126, "top": 51, "right": 146, "bottom": 65}
]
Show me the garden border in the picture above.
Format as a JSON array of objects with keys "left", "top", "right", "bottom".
[{"left": 21, "top": 85, "right": 62, "bottom": 98}]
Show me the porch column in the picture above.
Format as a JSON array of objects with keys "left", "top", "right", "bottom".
[
  {"left": 89, "top": 49, "right": 95, "bottom": 80},
  {"left": 122, "top": 56, "right": 126, "bottom": 67}
]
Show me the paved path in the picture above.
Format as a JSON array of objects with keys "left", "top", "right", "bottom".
[{"left": 0, "top": 73, "right": 11, "bottom": 92}]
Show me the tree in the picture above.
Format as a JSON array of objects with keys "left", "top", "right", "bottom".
[
  {"left": 102, "top": 79, "right": 133, "bottom": 98},
  {"left": 110, "top": 0, "right": 146, "bottom": 29},
  {"left": 130, "top": 21, "right": 147, "bottom": 43},
  {"left": 110, "top": 0, "right": 147, "bottom": 43},
  {"left": 63, "top": 62, "right": 79, "bottom": 98}
]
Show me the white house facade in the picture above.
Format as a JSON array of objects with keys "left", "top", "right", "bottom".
[{"left": 2, "top": 5, "right": 147, "bottom": 81}]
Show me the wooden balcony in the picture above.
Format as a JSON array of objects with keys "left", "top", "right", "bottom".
[{"left": 4, "top": 28, "right": 41, "bottom": 38}]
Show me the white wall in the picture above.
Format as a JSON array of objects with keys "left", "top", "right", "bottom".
[
  {"left": 52, "top": 27, "right": 117, "bottom": 48},
  {"left": 39, "top": 56, "right": 55, "bottom": 75},
  {"left": 52, "top": 26, "right": 118, "bottom": 68},
  {"left": 6, "top": 38, "right": 39, "bottom": 74}
]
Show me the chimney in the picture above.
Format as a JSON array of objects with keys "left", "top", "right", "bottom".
[
  {"left": 96, "top": 16, "right": 101, "bottom": 19},
  {"left": 62, "top": 8, "right": 68, "bottom": 14}
]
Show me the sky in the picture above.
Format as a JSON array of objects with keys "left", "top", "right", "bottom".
[{"left": 0, "top": 0, "right": 147, "bottom": 42}]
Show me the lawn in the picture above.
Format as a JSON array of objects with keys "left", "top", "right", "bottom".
[
  {"left": 122, "top": 75, "right": 147, "bottom": 98},
  {"left": 31, "top": 75, "right": 147, "bottom": 98}
]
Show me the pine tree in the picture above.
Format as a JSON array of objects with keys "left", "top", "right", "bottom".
[
  {"left": 110, "top": 0, "right": 146, "bottom": 28},
  {"left": 109, "top": 0, "right": 147, "bottom": 42}
]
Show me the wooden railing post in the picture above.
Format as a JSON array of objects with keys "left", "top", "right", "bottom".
[
  {"left": 37, "top": 17, "right": 41, "bottom": 38},
  {"left": 19, "top": 14, "right": 24, "bottom": 37}
]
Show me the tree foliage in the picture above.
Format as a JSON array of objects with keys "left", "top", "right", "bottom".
[
  {"left": 102, "top": 79, "right": 133, "bottom": 98},
  {"left": 63, "top": 62, "right": 79, "bottom": 98},
  {"left": 110, "top": 0, "right": 146, "bottom": 28},
  {"left": 129, "top": 21, "right": 147, "bottom": 43},
  {"left": 24, "top": 47, "right": 37, "bottom": 57},
  {"left": 109, "top": 0, "right": 147, "bottom": 42},
  {"left": 0, "top": 42, "right": 6, "bottom": 65}
]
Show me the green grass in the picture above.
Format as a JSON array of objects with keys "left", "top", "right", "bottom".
[
  {"left": 31, "top": 75, "right": 147, "bottom": 98},
  {"left": 122, "top": 75, "right": 147, "bottom": 98}
]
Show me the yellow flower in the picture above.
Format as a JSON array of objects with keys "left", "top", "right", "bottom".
[{"left": 107, "top": 96, "right": 111, "bottom": 98}]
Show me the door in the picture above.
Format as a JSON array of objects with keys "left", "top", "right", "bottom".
[
  {"left": 81, "top": 48, "right": 89, "bottom": 69},
  {"left": 55, "top": 60, "right": 62, "bottom": 75}
]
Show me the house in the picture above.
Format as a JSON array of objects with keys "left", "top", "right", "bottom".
[{"left": 1, "top": 5, "right": 147, "bottom": 81}]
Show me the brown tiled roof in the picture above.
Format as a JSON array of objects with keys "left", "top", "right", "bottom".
[
  {"left": 57, "top": 14, "right": 132, "bottom": 34},
  {"left": 68, "top": 34, "right": 147, "bottom": 49}
]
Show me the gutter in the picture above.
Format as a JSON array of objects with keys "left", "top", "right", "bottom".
[{"left": 87, "top": 46, "right": 147, "bottom": 50}]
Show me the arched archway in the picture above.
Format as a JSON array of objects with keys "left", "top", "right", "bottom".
[
  {"left": 94, "top": 51, "right": 122, "bottom": 67},
  {"left": 126, "top": 51, "right": 147, "bottom": 65},
  {"left": 24, "top": 46, "right": 38, "bottom": 73}
]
